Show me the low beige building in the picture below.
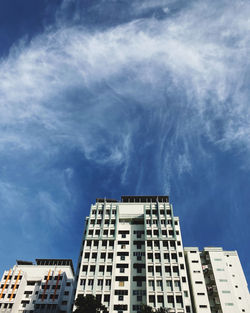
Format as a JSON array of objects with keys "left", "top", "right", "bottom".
[{"left": 0, "top": 259, "right": 75, "bottom": 313}]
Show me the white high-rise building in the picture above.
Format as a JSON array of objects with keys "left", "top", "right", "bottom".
[
  {"left": 0, "top": 259, "right": 75, "bottom": 313},
  {"left": 75, "top": 196, "right": 194, "bottom": 313},
  {"left": 184, "top": 247, "right": 250, "bottom": 313}
]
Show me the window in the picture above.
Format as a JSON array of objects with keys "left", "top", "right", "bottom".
[
  {"left": 104, "top": 294, "right": 110, "bottom": 302},
  {"left": 174, "top": 280, "right": 181, "bottom": 290},
  {"left": 119, "top": 281, "right": 124, "bottom": 287},
  {"left": 154, "top": 241, "right": 160, "bottom": 248},
  {"left": 176, "top": 295, "right": 183, "bottom": 306},
  {"left": 101, "top": 253, "right": 106, "bottom": 260},
  {"left": 149, "top": 280, "right": 154, "bottom": 287},
  {"left": 169, "top": 230, "right": 174, "bottom": 237},
  {"left": 157, "top": 295, "right": 164, "bottom": 303},
  {"left": 98, "top": 279, "right": 103, "bottom": 286},
  {"left": 199, "top": 305, "right": 208, "bottom": 308},
  {"left": 164, "top": 253, "right": 169, "bottom": 261},
  {"left": 149, "top": 295, "right": 155, "bottom": 304},
  {"left": 173, "top": 266, "right": 179, "bottom": 276},
  {"left": 121, "top": 256, "right": 125, "bottom": 261},
  {"left": 120, "top": 268, "right": 125, "bottom": 273},
  {"left": 182, "top": 277, "right": 186, "bottom": 283},
  {"left": 197, "top": 293, "right": 205, "bottom": 295},
  {"left": 184, "top": 291, "right": 188, "bottom": 297},
  {"left": 155, "top": 253, "right": 160, "bottom": 260},
  {"left": 165, "top": 266, "right": 171, "bottom": 276},
  {"left": 119, "top": 295, "right": 124, "bottom": 301},
  {"left": 137, "top": 295, "right": 142, "bottom": 301},
  {"left": 106, "top": 279, "right": 111, "bottom": 286},
  {"left": 167, "top": 295, "right": 174, "bottom": 305},
  {"left": 195, "top": 281, "right": 202, "bottom": 284},
  {"left": 147, "top": 241, "right": 153, "bottom": 248},
  {"left": 115, "top": 290, "right": 128, "bottom": 295},
  {"left": 166, "top": 280, "right": 172, "bottom": 291},
  {"left": 82, "top": 265, "right": 88, "bottom": 272},
  {"left": 88, "top": 279, "right": 94, "bottom": 286},
  {"left": 99, "top": 265, "right": 105, "bottom": 273},
  {"left": 113, "top": 305, "right": 128, "bottom": 310},
  {"left": 107, "top": 266, "right": 112, "bottom": 272},
  {"left": 133, "top": 305, "right": 142, "bottom": 311},
  {"left": 122, "top": 234, "right": 126, "bottom": 238},
  {"left": 169, "top": 241, "right": 175, "bottom": 248},
  {"left": 192, "top": 260, "right": 198, "bottom": 263},
  {"left": 80, "top": 279, "right": 86, "bottom": 286},
  {"left": 171, "top": 253, "right": 177, "bottom": 261}
]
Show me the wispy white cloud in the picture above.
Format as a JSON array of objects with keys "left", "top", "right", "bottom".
[{"left": 0, "top": 0, "right": 250, "bottom": 206}]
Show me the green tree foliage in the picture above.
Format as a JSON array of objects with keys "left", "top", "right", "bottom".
[
  {"left": 140, "top": 304, "right": 154, "bottom": 313},
  {"left": 73, "top": 294, "right": 107, "bottom": 313},
  {"left": 155, "top": 308, "right": 168, "bottom": 313},
  {"left": 140, "top": 305, "right": 168, "bottom": 313}
]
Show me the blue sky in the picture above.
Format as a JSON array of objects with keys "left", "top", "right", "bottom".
[{"left": 0, "top": 0, "right": 250, "bottom": 285}]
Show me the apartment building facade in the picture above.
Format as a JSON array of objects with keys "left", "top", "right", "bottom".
[
  {"left": 185, "top": 247, "right": 250, "bottom": 313},
  {"left": 0, "top": 259, "right": 74, "bottom": 313},
  {"left": 1, "top": 195, "right": 249, "bottom": 313},
  {"left": 75, "top": 196, "right": 194, "bottom": 313}
]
